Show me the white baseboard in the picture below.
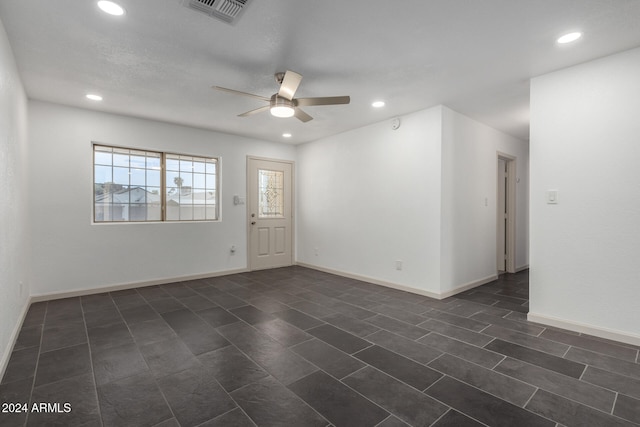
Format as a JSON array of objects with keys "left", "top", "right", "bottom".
[
  {"left": 2, "top": 268, "right": 248, "bottom": 378},
  {"left": 296, "top": 262, "right": 442, "bottom": 299},
  {"left": 438, "top": 274, "right": 499, "bottom": 299},
  {"left": 0, "top": 298, "right": 31, "bottom": 383},
  {"left": 527, "top": 312, "right": 640, "bottom": 347},
  {"left": 30, "top": 268, "right": 249, "bottom": 303},
  {"left": 516, "top": 264, "right": 529, "bottom": 273},
  {"left": 296, "top": 262, "right": 497, "bottom": 300}
]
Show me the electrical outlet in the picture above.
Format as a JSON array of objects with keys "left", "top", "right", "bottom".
[
  {"left": 314, "top": 247, "right": 319, "bottom": 256},
  {"left": 19, "top": 281, "right": 24, "bottom": 296},
  {"left": 230, "top": 245, "right": 236, "bottom": 254},
  {"left": 395, "top": 260, "right": 403, "bottom": 271}
]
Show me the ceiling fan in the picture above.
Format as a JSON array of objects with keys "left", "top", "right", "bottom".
[{"left": 213, "top": 70, "right": 350, "bottom": 122}]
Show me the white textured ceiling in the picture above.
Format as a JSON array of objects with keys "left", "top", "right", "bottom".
[{"left": 1, "top": 0, "right": 640, "bottom": 144}]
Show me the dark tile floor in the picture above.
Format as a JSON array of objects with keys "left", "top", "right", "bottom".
[{"left": 1, "top": 267, "right": 639, "bottom": 426}]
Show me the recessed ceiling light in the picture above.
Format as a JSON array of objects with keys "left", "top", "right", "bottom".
[
  {"left": 372, "top": 101, "right": 385, "bottom": 108},
  {"left": 282, "top": 133, "right": 292, "bottom": 138},
  {"left": 97, "top": 1, "right": 125, "bottom": 16},
  {"left": 86, "top": 94, "right": 103, "bottom": 101},
  {"left": 557, "top": 32, "right": 582, "bottom": 44}
]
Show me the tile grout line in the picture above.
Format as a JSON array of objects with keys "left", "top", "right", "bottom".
[
  {"left": 224, "top": 346, "right": 337, "bottom": 426},
  {"left": 281, "top": 327, "right": 448, "bottom": 424},
  {"left": 532, "top": 387, "right": 635, "bottom": 424},
  {"left": 373, "top": 414, "right": 397, "bottom": 427},
  {"left": 426, "top": 408, "right": 452, "bottom": 427},
  {"left": 610, "top": 392, "right": 619, "bottom": 415},
  {"left": 195, "top": 367, "right": 257, "bottom": 427},
  {"left": 561, "top": 344, "right": 572, "bottom": 358},
  {"left": 490, "top": 353, "right": 507, "bottom": 370},
  {"left": 107, "top": 290, "right": 180, "bottom": 426},
  {"left": 23, "top": 300, "right": 47, "bottom": 427},
  {"left": 421, "top": 375, "right": 491, "bottom": 427},
  {"left": 126, "top": 289, "right": 184, "bottom": 426},
  {"left": 433, "top": 371, "right": 559, "bottom": 425},
  {"left": 521, "top": 385, "right": 539, "bottom": 411},
  {"left": 577, "top": 360, "right": 588, "bottom": 381},
  {"left": 79, "top": 297, "right": 105, "bottom": 426}
]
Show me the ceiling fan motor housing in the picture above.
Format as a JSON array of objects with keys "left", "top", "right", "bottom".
[
  {"left": 270, "top": 94, "right": 295, "bottom": 117},
  {"left": 274, "top": 72, "right": 286, "bottom": 84}
]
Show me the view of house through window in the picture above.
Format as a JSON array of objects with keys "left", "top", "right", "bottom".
[
  {"left": 93, "top": 145, "right": 218, "bottom": 222},
  {"left": 165, "top": 153, "right": 218, "bottom": 221}
]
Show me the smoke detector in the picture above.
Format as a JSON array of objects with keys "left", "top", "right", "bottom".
[{"left": 182, "top": 0, "right": 250, "bottom": 24}]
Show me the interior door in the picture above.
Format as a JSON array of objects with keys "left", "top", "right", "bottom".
[
  {"left": 497, "top": 158, "right": 507, "bottom": 271},
  {"left": 247, "top": 157, "right": 294, "bottom": 270}
]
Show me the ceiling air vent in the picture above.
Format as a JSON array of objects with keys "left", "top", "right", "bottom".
[{"left": 183, "top": 0, "right": 250, "bottom": 24}]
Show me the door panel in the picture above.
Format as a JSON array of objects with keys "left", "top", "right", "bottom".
[
  {"left": 275, "top": 227, "right": 286, "bottom": 254},
  {"left": 248, "top": 158, "right": 293, "bottom": 270},
  {"left": 258, "top": 228, "right": 270, "bottom": 256}
]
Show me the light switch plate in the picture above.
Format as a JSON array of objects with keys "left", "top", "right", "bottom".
[{"left": 546, "top": 190, "right": 559, "bottom": 204}]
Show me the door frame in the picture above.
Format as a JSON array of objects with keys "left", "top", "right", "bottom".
[
  {"left": 497, "top": 152, "right": 516, "bottom": 273},
  {"left": 246, "top": 156, "right": 295, "bottom": 271}
]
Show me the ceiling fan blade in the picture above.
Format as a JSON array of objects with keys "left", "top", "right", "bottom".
[
  {"left": 212, "top": 86, "right": 270, "bottom": 102},
  {"left": 238, "top": 105, "right": 271, "bottom": 117},
  {"left": 294, "top": 108, "right": 313, "bottom": 122},
  {"left": 278, "top": 70, "right": 303, "bottom": 100},
  {"left": 295, "top": 96, "right": 350, "bottom": 107}
]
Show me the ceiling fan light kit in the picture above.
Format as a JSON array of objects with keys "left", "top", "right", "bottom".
[
  {"left": 270, "top": 95, "right": 295, "bottom": 118},
  {"left": 213, "top": 70, "right": 350, "bottom": 122}
]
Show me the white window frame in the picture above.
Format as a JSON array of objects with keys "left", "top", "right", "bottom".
[{"left": 93, "top": 144, "right": 219, "bottom": 223}]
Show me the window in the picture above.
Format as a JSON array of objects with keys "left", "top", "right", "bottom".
[
  {"left": 165, "top": 153, "right": 218, "bottom": 221},
  {"left": 93, "top": 145, "right": 218, "bottom": 222}
]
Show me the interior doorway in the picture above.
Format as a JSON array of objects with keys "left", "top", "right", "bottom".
[
  {"left": 247, "top": 157, "right": 294, "bottom": 271},
  {"left": 497, "top": 153, "right": 516, "bottom": 273}
]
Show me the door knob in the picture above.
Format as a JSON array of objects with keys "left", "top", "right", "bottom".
[{"left": 251, "top": 221, "right": 256, "bottom": 225}]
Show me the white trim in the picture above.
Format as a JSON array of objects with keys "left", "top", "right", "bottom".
[
  {"left": 296, "top": 262, "right": 497, "bottom": 300},
  {"left": 30, "top": 268, "right": 248, "bottom": 303},
  {"left": 516, "top": 264, "right": 529, "bottom": 273},
  {"left": 439, "top": 274, "right": 499, "bottom": 299},
  {"left": 527, "top": 312, "right": 640, "bottom": 347},
  {"left": 296, "top": 262, "right": 442, "bottom": 298},
  {"left": 0, "top": 299, "right": 31, "bottom": 383}
]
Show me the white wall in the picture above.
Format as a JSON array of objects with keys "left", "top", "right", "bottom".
[
  {"left": 0, "top": 18, "right": 29, "bottom": 377},
  {"left": 296, "top": 107, "right": 444, "bottom": 295},
  {"left": 296, "top": 105, "right": 529, "bottom": 297},
  {"left": 28, "top": 101, "right": 295, "bottom": 296},
  {"left": 529, "top": 47, "right": 640, "bottom": 343},
  {"left": 440, "top": 107, "right": 529, "bottom": 294}
]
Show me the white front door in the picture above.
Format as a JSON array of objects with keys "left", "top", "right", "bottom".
[{"left": 247, "top": 157, "right": 294, "bottom": 270}]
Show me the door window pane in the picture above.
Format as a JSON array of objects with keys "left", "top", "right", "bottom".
[{"left": 258, "top": 169, "right": 284, "bottom": 218}]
